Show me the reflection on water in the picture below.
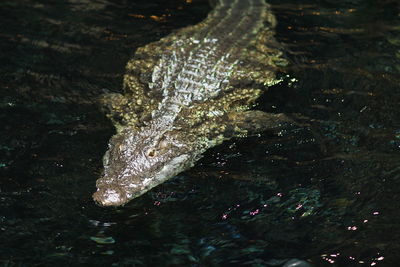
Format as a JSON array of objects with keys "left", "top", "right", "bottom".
[{"left": 0, "top": 0, "right": 399, "bottom": 265}]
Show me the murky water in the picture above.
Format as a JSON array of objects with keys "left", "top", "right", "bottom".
[{"left": 1, "top": 0, "right": 399, "bottom": 266}]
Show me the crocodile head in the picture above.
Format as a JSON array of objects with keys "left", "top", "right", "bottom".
[{"left": 93, "top": 125, "right": 198, "bottom": 206}]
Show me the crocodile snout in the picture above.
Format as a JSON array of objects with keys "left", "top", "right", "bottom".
[{"left": 93, "top": 185, "right": 128, "bottom": 207}]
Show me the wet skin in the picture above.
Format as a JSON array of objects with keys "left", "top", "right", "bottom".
[{"left": 93, "top": 0, "right": 291, "bottom": 206}]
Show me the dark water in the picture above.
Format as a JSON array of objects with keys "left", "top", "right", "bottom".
[{"left": 1, "top": 0, "right": 399, "bottom": 266}]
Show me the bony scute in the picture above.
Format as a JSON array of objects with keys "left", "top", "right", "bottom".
[{"left": 93, "top": 0, "right": 292, "bottom": 207}]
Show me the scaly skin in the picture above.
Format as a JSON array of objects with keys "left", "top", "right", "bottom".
[{"left": 93, "top": 0, "right": 290, "bottom": 206}]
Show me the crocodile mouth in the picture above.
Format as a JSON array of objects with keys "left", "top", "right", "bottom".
[{"left": 93, "top": 184, "right": 128, "bottom": 207}]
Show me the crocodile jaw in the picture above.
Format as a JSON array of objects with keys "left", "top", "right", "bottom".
[{"left": 93, "top": 153, "right": 194, "bottom": 207}]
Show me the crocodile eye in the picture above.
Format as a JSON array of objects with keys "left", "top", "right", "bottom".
[
  {"left": 118, "top": 144, "right": 125, "bottom": 152},
  {"left": 146, "top": 148, "right": 156, "bottom": 158}
]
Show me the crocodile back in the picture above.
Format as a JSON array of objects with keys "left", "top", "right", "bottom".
[{"left": 149, "top": 0, "right": 273, "bottom": 126}]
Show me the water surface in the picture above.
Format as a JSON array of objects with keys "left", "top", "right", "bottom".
[{"left": 0, "top": 0, "right": 399, "bottom": 266}]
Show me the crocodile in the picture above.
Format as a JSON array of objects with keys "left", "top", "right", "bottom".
[{"left": 93, "top": 0, "right": 291, "bottom": 206}]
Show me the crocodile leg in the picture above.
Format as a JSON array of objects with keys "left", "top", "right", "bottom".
[
  {"left": 228, "top": 110, "right": 295, "bottom": 135},
  {"left": 99, "top": 39, "right": 173, "bottom": 130},
  {"left": 98, "top": 93, "right": 142, "bottom": 131},
  {"left": 232, "top": 28, "right": 288, "bottom": 87}
]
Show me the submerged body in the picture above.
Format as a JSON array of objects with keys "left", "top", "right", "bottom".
[{"left": 93, "top": 0, "right": 289, "bottom": 206}]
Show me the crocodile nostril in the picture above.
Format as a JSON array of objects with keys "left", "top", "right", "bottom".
[{"left": 93, "top": 185, "right": 128, "bottom": 207}]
